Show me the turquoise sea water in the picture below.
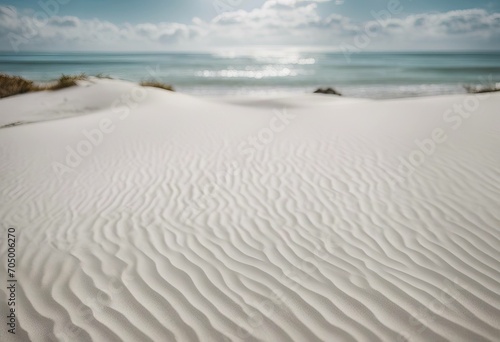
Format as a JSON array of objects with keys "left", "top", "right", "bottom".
[{"left": 1, "top": 51, "right": 499, "bottom": 98}]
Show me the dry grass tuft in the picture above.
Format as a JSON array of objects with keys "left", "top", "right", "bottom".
[
  {"left": 1, "top": 74, "right": 176, "bottom": 99},
  {"left": 0, "top": 73, "right": 90, "bottom": 98},
  {"left": 140, "top": 80, "right": 174, "bottom": 92},
  {"left": 0, "top": 74, "right": 40, "bottom": 98},
  {"left": 49, "top": 73, "right": 88, "bottom": 90},
  {"left": 464, "top": 84, "right": 500, "bottom": 94}
]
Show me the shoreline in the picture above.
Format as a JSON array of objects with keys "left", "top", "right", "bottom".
[
  {"left": 1, "top": 50, "right": 500, "bottom": 100},
  {"left": 1, "top": 72, "right": 499, "bottom": 101}
]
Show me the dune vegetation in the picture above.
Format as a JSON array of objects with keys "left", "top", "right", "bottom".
[
  {"left": 139, "top": 80, "right": 175, "bottom": 92},
  {"left": 464, "top": 83, "right": 500, "bottom": 94},
  {"left": 0, "top": 73, "right": 87, "bottom": 98},
  {"left": 0, "top": 73, "right": 174, "bottom": 99}
]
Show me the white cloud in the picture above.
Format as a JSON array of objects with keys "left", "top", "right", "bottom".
[{"left": 0, "top": 1, "right": 499, "bottom": 51}]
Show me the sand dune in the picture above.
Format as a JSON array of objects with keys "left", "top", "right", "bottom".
[{"left": 1, "top": 79, "right": 499, "bottom": 341}]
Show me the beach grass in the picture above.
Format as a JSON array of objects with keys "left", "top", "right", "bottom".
[
  {"left": 49, "top": 73, "right": 88, "bottom": 90},
  {"left": 140, "top": 80, "right": 174, "bottom": 92},
  {"left": 0, "top": 74, "right": 39, "bottom": 98},
  {"left": 1, "top": 73, "right": 176, "bottom": 99},
  {"left": 0, "top": 73, "right": 88, "bottom": 98},
  {"left": 464, "top": 84, "right": 500, "bottom": 94}
]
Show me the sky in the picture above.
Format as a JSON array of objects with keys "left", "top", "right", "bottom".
[{"left": 0, "top": 0, "right": 500, "bottom": 51}]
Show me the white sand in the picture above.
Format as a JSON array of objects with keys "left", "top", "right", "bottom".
[{"left": 1, "top": 78, "right": 499, "bottom": 342}]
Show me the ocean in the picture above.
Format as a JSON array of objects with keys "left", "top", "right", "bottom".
[{"left": 1, "top": 51, "right": 499, "bottom": 98}]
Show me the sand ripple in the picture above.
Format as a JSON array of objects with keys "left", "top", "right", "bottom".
[{"left": 1, "top": 84, "right": 499, "bottom": 341}]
